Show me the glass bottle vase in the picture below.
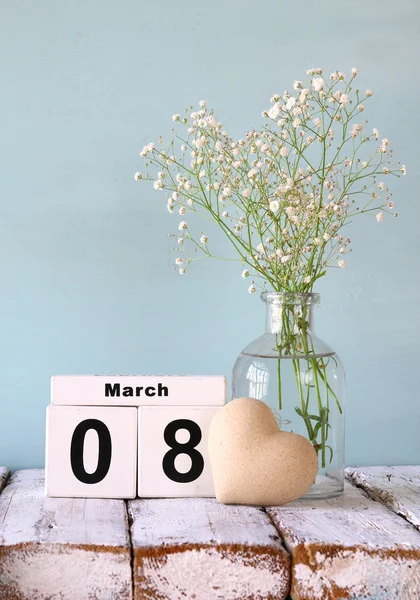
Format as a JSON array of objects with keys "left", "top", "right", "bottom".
[{"left": 232, "top": 292, "right": 345, "bottom": 499}]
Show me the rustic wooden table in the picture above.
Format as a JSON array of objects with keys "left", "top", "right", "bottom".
[{"left": 0, "top": 466, "right": 419, "bottom": 599}]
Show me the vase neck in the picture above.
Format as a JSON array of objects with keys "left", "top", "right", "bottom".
[{"left": 262, "top": 292, "right": 319, "bottom": 335}]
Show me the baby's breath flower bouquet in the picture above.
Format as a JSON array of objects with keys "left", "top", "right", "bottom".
[{"left": 136, "top": 67, "right": 405, "bottom": 497}]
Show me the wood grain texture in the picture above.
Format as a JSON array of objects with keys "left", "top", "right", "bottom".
[
  {"left": 0, "top": 469, "right": 133, "bottom": 600},
  {"left": 0, "top": 467, "right": 10, "bottom": 494},
  {"left": 267, "top": 481, "right": 420, "bottom": 600},
  {"left": 346, "top": 465, "right": 420, "bottom": 532},
  {"left": 128, "top": 497, "right": 291, "bottom": 600}
]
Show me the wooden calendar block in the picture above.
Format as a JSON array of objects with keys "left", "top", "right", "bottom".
[
  {"left": 46, "top": 405, "right": 137, "bottom": 499},
  {"left": 138, "top": 406, "right": 219, "bottom": 498},
  {"left": 51, "top": 375, "right": 226, "bottom": 406}
]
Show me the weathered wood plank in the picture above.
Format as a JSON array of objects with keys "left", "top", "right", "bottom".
[
  {"left": 0, "top": 467, "right": 10, "bottom": 494},
  {"left": 128, "top": 497, "right": 291, "bottom": 600},
  {"left": 267, "top": 482, "right": 420, "bottom": 600},
  {"left": 0, "top": 469, "right": 133, "bottom": 600},
  {"left": 346, "top": 465, "right": 420, "bottom": 532}
]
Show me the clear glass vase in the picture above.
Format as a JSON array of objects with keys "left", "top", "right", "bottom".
[{"left": 232, "top": 291, "right": 345, "bottom": 499}]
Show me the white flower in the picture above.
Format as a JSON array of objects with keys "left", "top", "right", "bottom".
[
  {"left": 313, "top": 237, "right": 321, "bottom": 246},
  {"left": 222, "top": 186, "right": 232, "bottom": 197},
  {"left": 304, "top": 276, "right": 311, "bottom": 284},
  {"left": 178, "top": 221, "right": 187, "bottom": 230},
  {"left": 179, "top": 268, "right": 186, "bottom": 275},
  {"left": 215, "top": 141, "right": 223, "bottom": 152},
  {"left": 281, "top": 255, "right": 291, "bottom": 264},
  {"left": 338, "top": 260, "right": 346, "bottom": 268},
  {"left": 242, "top": 188, "right": 251, "bottom": 198},
  {"left": 184, "top": 181, "right": 192, "bottom": 190},
  {"left": 373, "top": 128, "right": 379, "bottom": 138},
  {"left": 140, "top": 142, "right": 155, "bottom": 157},
  {"left": 181, "top": 144, "right": 187, "bottom": 151},
  {"left": 270, "top": 94, "right": 280, "bottom": 103},
  {"left": 401, "top": 165, "right": 407, "bottom": 175},
  {"left": 153, "top": 180, "right": 164, "bottom": 190},
  {"left": 383, "top": 167, "right": 390, "bottom": 174},
  {"left": 388, "top": 201, "right": 395, "bottom": 208},
  {"left": 267, "top": 103, "right": 281, "bottom": 119},
  {"left": 330, "top": 72, "right": 339, "bottom": 81},
  {"left": 248, "top": 284, "right": 256, "bottom": 294},
  {"left": 200, "top": 235, "right": 208, "bottom": 244},
  {"left": 247, "top": 167, "right": 258, "bottom": 178},
  {"left": 178, "top": 238, "right": 184, "bottom": 245},
  {"left": 293, "top": 118, "right": 301, "bottom": 128},
  {"left": 285, "top": 97, "right": 296, "bottom": 110},
  {"left": 171, "top": 192, "right": 179, "bottom": 201},
  {"left": 172, "top": 114, "right": 181, "bottom": 122},
  {"left": 351, "top": 68, "right": 358, "bottom": 76},
  {"left": 242, "top": 269, "right": 250, "bottom": 279},
  {"left": 365, "top": 89, "right": 373, "bottom": 96},
  {"left": 307, "top": 68, "right": 323, "bottom": 75},
  {"left": 376, "top": 212, "right": 384, "bottom": 222},
  {"left": 280, "top": 146, "right": 288, "bottom": 157},
  {"left": 323, "top": 233, "right": 330, "bottom": 241},
  {"left": 257, "top": 243, "right": 265, "bottom": 254},
  {"left": 167, "top": 204, "right": 174, "bottom": 213},
  {"left": 195, "top": 138, "right": 206, "bottom": 149},
  {"left": 178, "top": 206, "right": 186, "bottom": 215},
  {"left": 199, "top": 100, "right": 206, "bottom": 108},
  {"left": 269, "top": 200, "right": 280, "bottom": 212},
  {"left": 199, "top": 170, "right": 206, "bottom": 178},
  {"left": 339, "top": 94, "right": 349, "bottom": 105},
  {"left": 134, "top": 172, "right": 142, "bottom": 181},
  {"left": 299, "top": 89, "right": 309, "bottom": 103},
  {"left": 175, "top": 257, "right": 184, "bottom": 265},
  {"left": 312, "top": 77, "right": 325, "bottom": 92},
  {"left": 351, "top": 123, "right": 362, "bottom": 137},
  {"left": 222, "top": 211, "right": 229, "bottom": 218},
  {"left": 313, "top": 117, "right": 322, "bottom": 128},
  {"left": 293, "top": 80, "right": 302, "bottom": 90},
  {"left": 358, "top": 104, "right": 365, "bottom": 112}
]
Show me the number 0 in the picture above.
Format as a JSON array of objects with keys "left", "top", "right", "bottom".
[{"left": 70, "top": 419, "right": 112, "bottom": 484}]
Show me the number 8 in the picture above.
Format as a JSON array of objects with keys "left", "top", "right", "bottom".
[{"left": 162, "top": 419, "right": 204, "bottom": 483}]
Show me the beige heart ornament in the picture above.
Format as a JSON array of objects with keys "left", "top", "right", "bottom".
[{"left": 208, "top": 397, "right": 318, "bottom": 506}]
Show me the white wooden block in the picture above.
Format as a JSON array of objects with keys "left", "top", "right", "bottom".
[
  {"left": 51, "top": 375, "right": 226, "bottom": 406},
  {"left": 46, "top": 405, "right": 137, "bottom": 499},
  {"left": 138, "top": 406, "right": 219, "bottom": 498}
]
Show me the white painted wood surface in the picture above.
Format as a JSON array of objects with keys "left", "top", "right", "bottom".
[
  {"left": 346, "top": 465, "right": 420, "bottom": 532},
  {"left": 0, "top": 469, "right": 132, "bottom": 600},
  {"left": 51, "top": 375, "right": 227, "bottom": 406},
  {"left": 128, "top": 497, "right": 291, "bottom": 600},
  {"left": 0, "top": 467, "right": 9, "bottom": 493},
  {"left": 267, "top": 481, "right": 420, "bottom": 600},
  {"left": 2, "top": 466, "right": 420, "bottom": 599}
]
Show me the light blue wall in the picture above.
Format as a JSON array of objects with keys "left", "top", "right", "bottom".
[{"left": 0, "top": 0, "right": 418, "bottom": 470}]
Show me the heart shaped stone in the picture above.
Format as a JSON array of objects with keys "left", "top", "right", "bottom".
[{"left": 208, "top": 397, "right": 318, "bottom": 506}]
